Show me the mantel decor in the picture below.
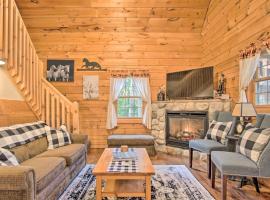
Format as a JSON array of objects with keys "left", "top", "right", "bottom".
[{"left": 77, "top": 58, "right": 107, "bottom": 71}]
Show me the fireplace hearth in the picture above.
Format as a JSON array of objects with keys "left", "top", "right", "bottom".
[{"left": 165, "top": 111, "right": 208, "bottom": 149}]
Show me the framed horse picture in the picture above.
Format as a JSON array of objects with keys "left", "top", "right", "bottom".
[{"left": 47, "top": 60, "right": 74, "bottom": 82}]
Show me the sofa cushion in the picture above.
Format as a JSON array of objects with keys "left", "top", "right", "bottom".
[
  {"left": 21, "top": 157, "right": 66, "bottom": 192},
  {"left": 37, "top": 144, "right": 85, "bottom": 166},
  {"left": 10, "top": 145, "right": 29, "bottom": 163},
  {"left": 26, "top": 137, "right": 48, "bottom": 158},
  {"left": 189, "top": 139, "right": 227, "bottom": 154},
  {"left": 108, "top": 134, "right": 154, "bottom": 146},
  {"left": 211, "top": 151, "right": 259, "bottom": 177}
]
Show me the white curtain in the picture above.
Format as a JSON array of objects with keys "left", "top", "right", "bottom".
[
  {"left": 133, "top": 77, "right": 152, "bottom": 129},
  {"left": 239, "top": 53, "right": 260, "bottom": 102},
  {"left": 106, "top": 78, "right": 125, "bottom": 129}
]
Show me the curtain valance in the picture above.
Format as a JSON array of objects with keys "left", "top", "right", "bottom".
[{"left": 109, "top": 70, "right": 150, "bottom": 78}]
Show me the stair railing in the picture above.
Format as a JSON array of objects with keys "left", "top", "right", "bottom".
[{"left": 0, "top": 0, "right": 79, "bottom": 133}]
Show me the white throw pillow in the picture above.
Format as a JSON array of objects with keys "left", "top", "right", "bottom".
[
  {"left": 0, "top": 147, "right": 19, "bottom": 166},
  {"left": 46, "top": 125, "right": 71, "bottom": 149},
  {"left": 205, "top": 120, "right": 233, "bottom": 144}
]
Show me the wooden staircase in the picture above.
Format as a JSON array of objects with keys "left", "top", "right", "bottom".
[{"left": 0, "top": 0, "right": 79, "bottom": 133}]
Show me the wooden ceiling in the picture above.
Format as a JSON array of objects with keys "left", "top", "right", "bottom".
[{"left": 16, "top": 0, "right": 210, "bottom": 34}]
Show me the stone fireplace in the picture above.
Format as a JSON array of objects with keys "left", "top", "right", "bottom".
[
  {"left": 151, "top": 99, "right": 231, "bottom": 156},
  {"left": 166, "top": 111, "right": 208, "bottom": 149}
]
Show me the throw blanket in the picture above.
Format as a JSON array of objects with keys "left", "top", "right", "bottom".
[{"left": 0, "top": 121, "right": 48, "bottom": 149}]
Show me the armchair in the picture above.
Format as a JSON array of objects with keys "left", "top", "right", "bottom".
[
  {"left": 189, "top": 111, "right": 238, "bottom": 178},
  {"left": 211, "top": 114, "right": 270, "bottom": 200}
]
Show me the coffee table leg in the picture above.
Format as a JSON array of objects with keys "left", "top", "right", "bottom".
[
  {"left": 146, "top": 176, "right": 151, "bottom": 200},
  {"left": 96, "top": 176, "right": 102, "bottom": 200}
]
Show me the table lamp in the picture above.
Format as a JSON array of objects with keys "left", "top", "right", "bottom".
[{"left": 232, "top": 102, "right": 257, "bottom": 134}]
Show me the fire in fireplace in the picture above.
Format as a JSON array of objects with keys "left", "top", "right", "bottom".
[{"left": 165, "top": 111, "right": 208, "bottom": 149}]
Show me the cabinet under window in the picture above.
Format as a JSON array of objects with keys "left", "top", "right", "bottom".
[
  {"left": 117, "top": 78, "right": 143, "bottom": 118},
  {"left": 255, "top": 53, "right": 270, "bottom": 105}
]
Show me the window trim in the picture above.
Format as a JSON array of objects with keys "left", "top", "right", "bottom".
[
  {"left": 254, "top": 57, "right": 270, "bottom": 106},
  {"left": 116, "top": 78, "right": 143, "bottom": 119}
]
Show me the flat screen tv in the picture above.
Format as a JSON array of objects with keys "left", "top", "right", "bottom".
[{"left": 166, "top": 67, "right": 214, "bottom": 100}]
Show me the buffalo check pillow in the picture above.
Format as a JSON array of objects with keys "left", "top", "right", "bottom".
[
  {"left": 0, "top": 148, "right": 19, "bottom": 166},
  {"left": 46, "top": 125, "right": 71, "bottom": 149},
  {"left": 237, "top": 123, "right": 270, "bottom": 163},
  {"left": 206, "top": 120, "right": 233, "bottom": 144}
]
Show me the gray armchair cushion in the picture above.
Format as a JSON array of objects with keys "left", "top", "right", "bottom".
[
  {"left": 189, "top": 139, "right": 227, "bottom": 154},
  {"left": 256, "top": 114, "right": 270, "bottom": 128},
  {"left": 211, "top": 151, "right": 259, "bottom": 177},
  {"left": 214, "top": 111, "right": 234, "bottom": 122}
]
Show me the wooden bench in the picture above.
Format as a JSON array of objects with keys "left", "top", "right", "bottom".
[{"left": 107, "top": 134, "right": 156, "bottom": 156}]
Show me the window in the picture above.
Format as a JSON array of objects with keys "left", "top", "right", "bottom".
[
  {"left": 255, "top": 53, "right": 270, "bottom": 105},
  {"left": 117, "top": 78, "right": 143, "bottom": 118}
]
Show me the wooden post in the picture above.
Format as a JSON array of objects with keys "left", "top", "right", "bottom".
[
  {"left": 0, "top": 0, "right": 3, "bottom": 59},
  {"left": 72, "top": 101, "right": 80, "bottom": 134},
  {"left": 221, "top": 174, "right": 227, "bottom": 200},
  {"left": 207, "top": 154, "right": 211, "bottom": 179},
  {"left": 3, "top": 0, "right": 9, "bottom": 59},
  {"left": 189, "top": 148, "right": 193, "bottom": 168},
  {"left": 211, "top": 162, "right": 216, "bottom": 189},
  {"left": 8, "top": 0, "right": 13, "bottom": 68}
]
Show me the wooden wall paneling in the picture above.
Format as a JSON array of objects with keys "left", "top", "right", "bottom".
[
  {"left": 202, "top": 0, "right": 270, "bottom": 105},
  {"left": 0, "top": 99, "right": 37, "bottom": 127}
]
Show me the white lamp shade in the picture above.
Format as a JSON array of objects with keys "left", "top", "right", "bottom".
[
  {"left": 232, "top": 102, "right": 257, "bottom": 117},
  {"left": 0, "top": 59, "right": 6, "bottom": 65}
]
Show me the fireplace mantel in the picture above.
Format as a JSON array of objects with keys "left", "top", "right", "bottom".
[{"left": 151, "top": 99, "right": 231, "bottom": 156}]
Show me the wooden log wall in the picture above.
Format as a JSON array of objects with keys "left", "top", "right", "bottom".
[
  {"left": 202, "top": 0, "right": 270, "bottom": 107},
  {"left": 16, "top": 0, "right": 210, "bottom": 148}
]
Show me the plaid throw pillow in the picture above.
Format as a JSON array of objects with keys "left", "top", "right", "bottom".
[
  {"left": 206, "top": 120, "right": 233, "bottom": 144},
  {"left": 0, "top": 121, "right": 48, "bottom": 149},
  {"left": 0, "top": 148, "right": 19, "bottom": 166},
  {"left": 47, "top": 125, "right": 71, "bottom": 149},
  {"left": 237, "top": 123, "right": 270, "bottom": 163}
]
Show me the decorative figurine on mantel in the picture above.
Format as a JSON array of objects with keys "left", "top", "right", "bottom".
[
  {"left": 157, "top": 85, "right": 166, "bottom": 101},
  {"left": 217, "top": 73, "right": 226, "bottom": 95},
  {"left": 216, "top": 73, "right": 230, "bottom": 100}
]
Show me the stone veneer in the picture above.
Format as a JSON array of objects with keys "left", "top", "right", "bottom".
[{"left": 151, "top": 99, "right": 231, "bottom": 159}]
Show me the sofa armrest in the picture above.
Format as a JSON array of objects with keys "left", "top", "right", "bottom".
[
  {"left": 70, "top": 134, "right": 90, "bottom": 150},
  {"left": 0, "top": 166, "right": 35, "bottom": 200}
]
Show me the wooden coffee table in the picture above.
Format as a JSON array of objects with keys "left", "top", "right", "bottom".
[{"left": 93, "top": 148, "right": 155, "bottom": 200}]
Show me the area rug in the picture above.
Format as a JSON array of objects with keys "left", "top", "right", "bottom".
[{"left": 59, "top": 164, "right": 215, "bottom": 200}]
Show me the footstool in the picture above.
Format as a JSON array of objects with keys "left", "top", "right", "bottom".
[{"left": 107, "top": 134, "right": 156, "bottom": 156}]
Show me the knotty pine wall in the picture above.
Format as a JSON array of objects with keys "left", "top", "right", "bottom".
[
  {"left": 16, "top": 0, "right": 210, "bottom": 148},
  {"left": 202, "top": 0, "right": 270, "bottom": 108},
  {"left": 0, "top": 100, "right": 37, "bottom": 127}
]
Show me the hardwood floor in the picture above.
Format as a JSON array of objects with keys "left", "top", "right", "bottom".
[{"left": 88, "top": 148, "right": 270, "bottom": 200}]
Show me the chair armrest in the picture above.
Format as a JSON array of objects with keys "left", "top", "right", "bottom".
[
  {"left": 0, "top": 166, "right": 35, "bottom": 200},
  {"left": 70, "top": 134, "right": 90, "bottom": 150}
]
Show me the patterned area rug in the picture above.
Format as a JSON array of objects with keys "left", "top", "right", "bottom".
[{"left": 59, "top": 165, "right": 215, "bottom": 200}]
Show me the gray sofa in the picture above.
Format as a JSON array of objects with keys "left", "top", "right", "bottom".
[
  {"left": 189, "top": 111, "right": 238, "bottom": 178},
  {"left": 211, "top": 114, "right": 270, "bottom": 200}
]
